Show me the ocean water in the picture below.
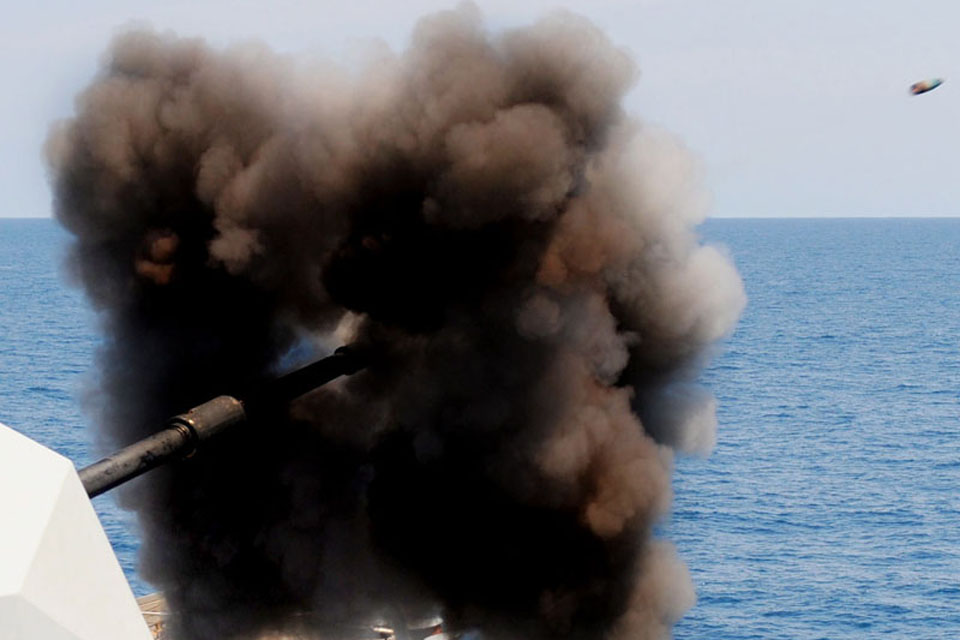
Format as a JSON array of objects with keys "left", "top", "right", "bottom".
[
  {"left": 0, "top": 218, "right": 145, "bottom": 593},
  {"left": 1, "top": 217, "right": 958, "bottom": 637}
]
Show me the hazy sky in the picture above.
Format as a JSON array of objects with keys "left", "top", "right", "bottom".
[{"left": 2, "top": 0, "right": 958, "bottom": 218}]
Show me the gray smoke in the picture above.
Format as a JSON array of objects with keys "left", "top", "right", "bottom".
[{"left": 47, "top": 6, "right": 745, "bottom": 640}]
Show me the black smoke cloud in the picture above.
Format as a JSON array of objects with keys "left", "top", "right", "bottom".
[{"left": 47, "top": 6, "right": 745, "bottom": 640}]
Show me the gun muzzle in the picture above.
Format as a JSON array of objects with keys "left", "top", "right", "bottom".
[{"left": 79, "top": 346, "right": 368, "bottom": 498}]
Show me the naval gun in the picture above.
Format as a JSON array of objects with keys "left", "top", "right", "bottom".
[{"left": 78, "top": 346, "right": 368, "bottom": 498}]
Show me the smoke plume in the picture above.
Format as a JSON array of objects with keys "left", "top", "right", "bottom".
[{"left": 47, "top": 6, "right": 744, "bottom": 640}]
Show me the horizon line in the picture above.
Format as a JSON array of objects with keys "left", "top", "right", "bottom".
[{"left": 3, "top": 214, "right": 960, "bottom": 221}]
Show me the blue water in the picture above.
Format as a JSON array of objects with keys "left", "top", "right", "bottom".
[
  {"left": 0, "top": 219, "right": 145, "bottom": 593},
  {"left": 1, "top": 217, "right": 958, "bottom": 636}
]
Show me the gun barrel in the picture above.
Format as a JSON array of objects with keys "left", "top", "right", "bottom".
[{"left": 79, "top": 346, "right": 367, "bottom": 498}]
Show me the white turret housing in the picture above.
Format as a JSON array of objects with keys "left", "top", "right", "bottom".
[{"left": 0, "top": 422, "right": 151, "bottom": 640}]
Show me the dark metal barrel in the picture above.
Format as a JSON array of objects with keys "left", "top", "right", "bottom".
[{"left": 79, "top": 346, "right": 368, "bottom": 498}]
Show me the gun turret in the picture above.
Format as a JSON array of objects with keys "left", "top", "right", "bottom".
[{"left": 78, "top": 346, "right": 368, "bottom": 498}]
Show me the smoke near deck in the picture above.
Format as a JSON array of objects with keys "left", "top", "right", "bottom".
[{"left": 47, "top": 6, "right": 744, "bottom": 640}]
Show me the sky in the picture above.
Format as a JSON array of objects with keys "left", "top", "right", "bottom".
[{"left": 2, "top": 0, "right": 958, "bottom": 218}]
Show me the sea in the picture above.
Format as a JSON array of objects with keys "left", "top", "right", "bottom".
[{"left": 1, "top": 217, "right": 958, "bottom": 638}]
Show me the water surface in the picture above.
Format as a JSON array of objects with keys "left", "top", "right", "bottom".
[{"left": 1, "top": 217, "right": 958, "bottom": 636}]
